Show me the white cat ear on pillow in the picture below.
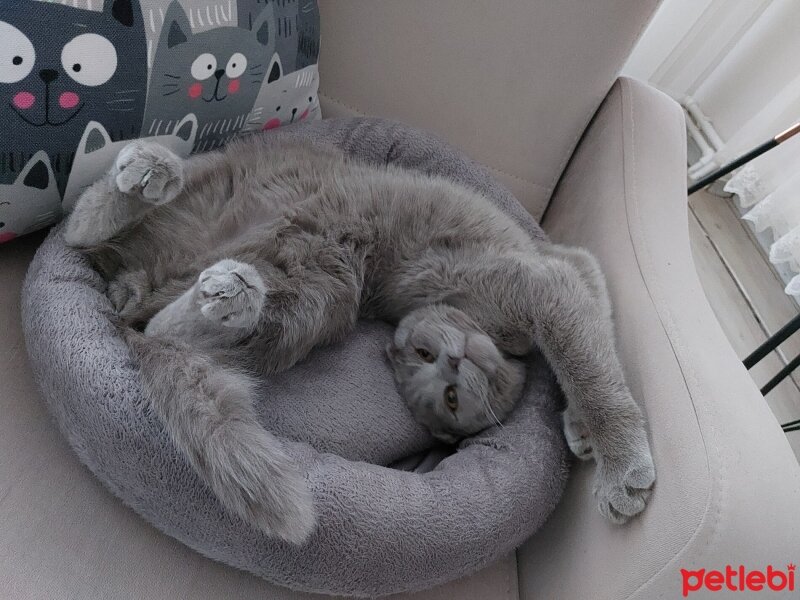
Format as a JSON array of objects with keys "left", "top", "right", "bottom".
[
  {"left": 266, "top": 52, "right": 283, "bottom": 85},
  {"left": 17, "top": 151, "right": 56, "bottom": 191},
  {"left": 172, "top": 113, "right": 199, "bottom": 147},
  {"left": 79, "top": 121, "right": 113, "bottom": 156}
]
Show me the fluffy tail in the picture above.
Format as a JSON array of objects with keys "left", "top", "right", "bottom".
[{"left": 126, "top": 331, "right": 316, "bottom": 544}]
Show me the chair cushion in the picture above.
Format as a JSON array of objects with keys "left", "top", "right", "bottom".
[{"left": 22, "top": 117, "right": 567, "bottom": 597}]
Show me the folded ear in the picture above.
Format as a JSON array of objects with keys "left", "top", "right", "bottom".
[{"left": 17, "top": 151, "right": 53, "bottom": 191}]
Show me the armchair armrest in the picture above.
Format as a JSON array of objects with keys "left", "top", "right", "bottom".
[{"left": 518, "top": 77, "right": 800, "bottom": 600}]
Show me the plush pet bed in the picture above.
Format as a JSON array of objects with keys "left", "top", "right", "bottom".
[{"left": 22, "top": 117, "right": 568, "bottom": 597}]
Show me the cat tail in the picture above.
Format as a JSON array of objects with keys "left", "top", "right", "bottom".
[{"left": 125, "top": 330, "right": 317, "bottom": 544}]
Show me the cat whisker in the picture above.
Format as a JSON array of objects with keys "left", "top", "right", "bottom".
[
  {"left": 163, "top": 74, "right": 182, "bottom": 79},
  {"left": 163, "top": 90, "right": 181, "bottom": 97},
  {"left": 483, "top": 396, "right": 504, "bottom": 429}
]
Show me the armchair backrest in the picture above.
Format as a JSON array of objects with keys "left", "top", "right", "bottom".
[{"left": 318, "top": 1, "right": 660, "bottom": 219}]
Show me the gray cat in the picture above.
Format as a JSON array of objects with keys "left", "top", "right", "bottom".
[{"left": 64, "top": 137, "right": 656, "bottom": 544}]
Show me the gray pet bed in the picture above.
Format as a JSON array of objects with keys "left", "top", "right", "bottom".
[{"left": 22, "top": 118, "right": 568, "bottom": 597}]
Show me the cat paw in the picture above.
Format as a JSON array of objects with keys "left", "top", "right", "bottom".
[
  {"left": 115, "top": 141, "right": 184, "bottom": 204},
  {"left": 562, "top": 411, "right": 594, "bottom": 460},
  {"left": 593, "top": 447, "right": 656, "bottom": 524},
  {"left": 197, "top": 259, "right": 266, "bottom": 329},
  {"left": 107, "top": 270, "right": 151, "bottom": 315}
]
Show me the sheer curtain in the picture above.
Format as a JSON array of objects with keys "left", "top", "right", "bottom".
[
  {"left": 624, "top": 0, "right": 800, "bottom": 298},
  {"left": 728, "top": 140, "right": 800, "bottom": 296}
]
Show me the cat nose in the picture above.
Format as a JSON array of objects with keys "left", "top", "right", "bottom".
[
  {"left": 214, "top": 69, "right": 225, "bottom": 80},
  {"left": 291, "top": 107, "right": 297, "bottom": 115},
  {"left": 39, "top": 69, "right": 59, "bottom": 84},
  {"left": 447, "top": 355, "right": 461, "bottom": 370}
]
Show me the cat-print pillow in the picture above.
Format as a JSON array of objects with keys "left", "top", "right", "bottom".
[{"left": 0, "top": 0, "right": 320, "bottom": 244}]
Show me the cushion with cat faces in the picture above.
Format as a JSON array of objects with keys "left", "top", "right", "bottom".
[
  {"left": 22, "top": 117, "right": 568, "bottom": 597},
  {"left": 0, "top": 0, "right": 320, "bottom": 242}
]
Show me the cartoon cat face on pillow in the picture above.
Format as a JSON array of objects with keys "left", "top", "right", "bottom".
[
  {"left": 0, "top": 0, "right": 148, "bottom": 191},
  {"left": 143, "top": 0, "right": 274, "bottom": 153},
  {"left": 0, "top": 152, "right": 61, "bottom": 244},
  {"left": 243, "top": 62, "right": 320, "bottom": 133}
]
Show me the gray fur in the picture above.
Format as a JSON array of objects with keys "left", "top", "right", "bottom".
[{"left": 64, "top": 134, "right": 655, "bottom": 540}]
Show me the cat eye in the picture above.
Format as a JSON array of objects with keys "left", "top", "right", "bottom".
[
  {"left": 225, "top": 53, "right": 247, "bottom": 79},
  {"left": 416, "top": 348, "right": 435, "bottom": 363},
  {"left": 62, "top": 34, "right": 117, "bottom": 87},
  {"left": 444, "top": 386, "right": 458, "bottom": 412},
  {"left": 0, "top": 21, "right": 35, "bottom": 83},
  {"left": 191, "top": 53, "right": 217, "bottom": 81}
]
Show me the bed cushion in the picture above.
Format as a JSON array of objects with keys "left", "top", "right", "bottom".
[{"left": 22, "top": 117, "right": 568, "bottom": 597}]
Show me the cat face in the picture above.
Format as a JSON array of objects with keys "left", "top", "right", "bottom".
[
  {"left": 0, "top": 0, "right": 147, "bottom": 187},
  {"left": 144, "top": 0, "right": 273, "bottom": 151},
  {"left": 387, "top": 305, "right": 526, "bottom": 443},
  {"left": 244, "top": 61, "right": 320, "bottom": 133},
  {"left": 63, "top": 115, "right": 198, "bottom": 211},
  {"left": 0, "top": 151, "right": 61, "bottom": 243}
]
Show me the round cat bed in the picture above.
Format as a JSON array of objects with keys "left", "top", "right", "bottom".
[{"left": 21, "top": 117, "right": 568, "bottom": 597}]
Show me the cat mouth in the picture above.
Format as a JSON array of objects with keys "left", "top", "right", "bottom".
[
  {"left": 202, "top": 79, "right": 228, "bottom": 103},
  {"left": 10, "top": 101, "right": 85, "bottom": 127}
]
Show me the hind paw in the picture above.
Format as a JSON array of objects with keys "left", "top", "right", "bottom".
[{"left": 197, "top": 260, "right": 266, "bottom": 330}]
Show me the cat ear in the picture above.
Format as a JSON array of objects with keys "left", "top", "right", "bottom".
[
  {"left": 173, "top": 114, "right": 198, "bottom": 143},
  {"left": 266, "top": 53, "right": 283, "bottom": 83},
  {"left": 79, "top": 122, "right": 112, "bottom": 156},
  {"left": 17, "top": 151, "right": 53, "bottom": 191},
  {"left": 163, "top": 1, "right": 191, "bottom": 48},
  {"left": 248, "top": 5, "right": 274, "bottom": 47},
  {"left": 104, "top": 0, "right": 137, "bottom": 27}
]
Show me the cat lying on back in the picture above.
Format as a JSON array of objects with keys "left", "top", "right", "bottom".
[{"left": 64, "top": 137, "right": 656, "bottom": 544}]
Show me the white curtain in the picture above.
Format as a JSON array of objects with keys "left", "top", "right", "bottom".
[
  {"left": 624, "top": 0, "right": 800, "bottom": 298},
  {"left": 728, "top": 146, "right": 800, "bottom": 296}
]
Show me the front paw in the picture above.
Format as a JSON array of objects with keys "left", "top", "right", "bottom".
[
  {"left": 593, "top": 446, "right": 655, "bottom": 524},
  {"left": 115, "top": 141, "right": 184, "bottom": 204}
]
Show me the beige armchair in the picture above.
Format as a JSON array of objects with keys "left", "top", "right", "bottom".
[{"left": 2, "top": 2, "right": 798, "bottom": 599}]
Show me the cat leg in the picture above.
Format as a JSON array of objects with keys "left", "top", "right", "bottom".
[
  {"left": 64, "top": 141, "right": 185, "bottom": 249},
  {"left": 145, "top": 259, "right": 267, "bottom": 341},
  {"left": 523, "top": 256, "right": 654, "bottom": 524},
  {"left": 130, "top": 332, "right": 316, "bottom": 543},
  {"left": 445, "top": 253, "right": 655, "bottom": 524}
]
